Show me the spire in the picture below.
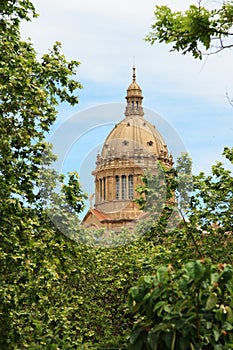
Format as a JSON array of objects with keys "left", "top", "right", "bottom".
[
  {"left": 132, "top": 66, "right": 136, "bottom": 82},
  {"left": 125, "top": 66, "right": 144, "bottom": 117}
]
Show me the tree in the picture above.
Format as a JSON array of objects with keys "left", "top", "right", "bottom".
[
  {"left": 126, "top": 149, "right": 233, "bottom": 349},
  {"left": 176, "top": 152, "right": 193, "bottom": 214},
  {"left": 0, "top": 0, "right": 82, "bottom": 209},
  {"left": 189, "top": 147, "right": 233, "bottom": 235},
  {"left": 146, "top": 1, "right": 233, "bottom": 59},
  {"left": 0, "top": 1, "right": 88, "bottom": 348},
  {"left": 134, "top": 148, "right": 233, "bottom": 261}
]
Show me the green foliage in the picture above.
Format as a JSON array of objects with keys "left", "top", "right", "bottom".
[
  {"left": 134, "top": 148, "right": 233, "bottom": 263},
  {"left": 0, "top": 219, "right": 167, "bottom": 349},
  {"left": 189, "top": 147, "right": 233, "bottom": 234},
  {"left": 61, "top": 171, "right": 88, "bottom": 214},
  {"left": 0, "top": 0, "right": 37, "bottom": 32},
  {"left": 0, "top": 0, "right": 82, "bottom": 207},
  {"left": 1, "top": 1, "right": 233, "bottom": 349},
  {"left": 135, "top": 163, "right": 177, "bottom": 211},
  {"left": 128, "top": 260, "right": 233, "bottom": 350},
  {"left": 176, "top": 152, "right": 193, "bottom": 213},
  {"left": 135, "top": 167, "right": 166, "bottom": 212},
  {"left": 127, "top": 149, "right": 233, "bottom": 349},
  {"left": 0, "top": 1, "right": 87, "bottom": 348},
  {"left": 146, "top": 2, "right": 233, "bottom": 59}
]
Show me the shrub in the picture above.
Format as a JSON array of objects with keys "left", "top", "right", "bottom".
[{"left": 128, "top": 260, "right": 233, "bottom": 350}]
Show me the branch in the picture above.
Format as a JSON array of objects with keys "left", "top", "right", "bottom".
[
  {"left": 178, "top": 208, "right": 204, "bottom": 259},
  {"left": 204, "top": 40, "right": 233, "bottom": 56},
  {"left": 226, "top": 90, "right": 233, "bottom": 107}
]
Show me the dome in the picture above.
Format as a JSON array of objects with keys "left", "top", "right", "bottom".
[
  {"left": 127, "top": 81, "right": 142, "bottom": 92},
  {"left": 97, "top": 67, "right": 173, "bottom": 167},
  {"left": 101, "top": 115, "right": 169, "bottom": 162},
  {"left": 126, "top": 77, "right": 142, "bottom": 98}
]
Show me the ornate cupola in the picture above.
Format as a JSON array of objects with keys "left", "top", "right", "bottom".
[
  {"left": 125, "top": 67, "right": 144, "bottom": 117},
  {"left": 82, "top": 67, "right": 173, "bottom": 232}
]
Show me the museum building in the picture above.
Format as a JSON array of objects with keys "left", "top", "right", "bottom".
[{"left": 82, "top": 68, "right": 173, "bottom": 231}]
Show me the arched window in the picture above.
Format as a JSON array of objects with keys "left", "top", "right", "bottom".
[
  {"left": 103, "top": 177, "right": 106, "bottom": 200},
  {"left": 115, "top": 175, "right": 120, "bottom": 200},
  {"left": 128, "top": 175, "right": 134, "bottom": 199},
  {"left": 122, "top": 175, "right": 126, "bottom": 200}
]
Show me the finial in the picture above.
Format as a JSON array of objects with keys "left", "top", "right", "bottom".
[{"left": 132, "top": 66, "right": 136, "bottom": 82}]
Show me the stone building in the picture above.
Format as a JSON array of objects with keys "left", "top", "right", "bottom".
[{"left": 82, "top": 68, "right": 173, "bottom": 231}]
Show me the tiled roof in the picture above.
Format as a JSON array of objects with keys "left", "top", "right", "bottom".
[{"left": 91, "top": 209, "right": 108, "bottom": 221}]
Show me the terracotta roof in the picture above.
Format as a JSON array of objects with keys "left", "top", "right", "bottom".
[{"left": 91, "top": 208, "right": 108, "bottom": 221}]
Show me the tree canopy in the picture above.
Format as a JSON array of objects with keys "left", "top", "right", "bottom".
[
  {"left": 0, "top": 0, "right": 82, "bottom": 209},
  {"left": 146, "top": 1, "right": 233, "bottom": 59}
]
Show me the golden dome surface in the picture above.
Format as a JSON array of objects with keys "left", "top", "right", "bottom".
[{"left": 101, "top": 115, "right": 168, "bottom": 161}]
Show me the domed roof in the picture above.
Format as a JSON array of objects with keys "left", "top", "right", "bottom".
[
  {"left": 101, "top": 115, "right": 168, "bottom": 160},
  {"left": 95, "top": 67, "right": 173, "bottom": 168},
  {"left": 126, "top": 81, "right": 142, "bottom": 97}
]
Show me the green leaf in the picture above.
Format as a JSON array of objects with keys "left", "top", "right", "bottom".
[
  {"left": 148, "top": 331, "right": 160, "bottom": 350},
  {"left": 130, "top": 326, "right": 144, "bottom": 345},
  {"left": 227, "top": 307, "right": 233, "bottom": 323},
  {"left": 206, "top": 293, "right": 218, "bottom": 310}
]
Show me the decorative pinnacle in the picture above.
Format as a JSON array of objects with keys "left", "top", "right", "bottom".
[{"left": 132, "top": 66, "right": 136, "bottom": 82}]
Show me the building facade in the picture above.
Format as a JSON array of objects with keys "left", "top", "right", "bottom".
[{"left": 82, "top": 68, "right": 173, "bottom": 231}]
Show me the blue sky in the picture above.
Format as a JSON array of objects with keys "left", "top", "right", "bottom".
[{"left": 21, "top": 0, "right": 233, "bottom": 199}]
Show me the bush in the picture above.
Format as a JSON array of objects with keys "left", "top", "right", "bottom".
[{"left": 128, "top": 259, "right": 233, "bottom": 350}]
